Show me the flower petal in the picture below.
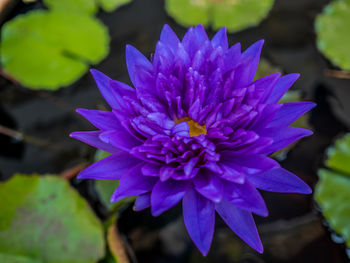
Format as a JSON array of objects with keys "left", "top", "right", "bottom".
[
  {"left": 256, "top": 73, "right": 281, "bottom": 103},
  {"left": 260, "top": 127, "right": 313, "bottom": 154},
  {"left": 78, "top": 151, "right": 140, "bottom": 180},
  {"left": 90, "top": 69, "right": 118, "bottom": 109},
  {"left": 221, "top": 152, "right": 280, "bottom": 173},
  {"left": 241, "top": 40, "right": 264, "bottom": 84},
  {"left": 211, "top": 27, "right": 228, "bottom": 50},
  {"left": 125, "top": 44, "right": 153, "bottom": 88},
  {"left": 76, "top": 109, "right": 122, "bottom": 130},
  {"left": 268, "top": 102, "right": 316, "bottom": 128},
  {"left": 183, "top": 187, "right": 215, "bottom": 256},
  {"left": 134, "top": 193, "right": 151, "bottom": 211},
  {"left": 248, "top": 168, "right": 312, "bottom": 194},
  {"left": 225, "top": 180, "right": 268, "bottom": 217},
  {"left": 99, "top": 130, "right": 141, "bottom": 152},
  {"left": 111, "top": 164, "right": 157, "bottom": 202},
  {"left": 216, "top": 199, "right": 263, "bottom": 253},
  {"left": 151, "top": 180, "right": 189, "bottom": 216},
  {"left": 266, "top": 73, "right": 300, "bottom": 103},
  {"left": 160, "top": 24, "right": 180, "bottom": 53},
  {"left": 70, "top": 131, "right": 117, "bottom": 153},
  {"left": 193, "top": 172, "right": 223, "bottom": 202}
]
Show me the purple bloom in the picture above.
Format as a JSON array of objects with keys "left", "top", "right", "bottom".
[{"left": 71, "top": 25, "right": 315, "bottom": 255}]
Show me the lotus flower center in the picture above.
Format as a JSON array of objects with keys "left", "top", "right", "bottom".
[{"left": 176, "top": 117, "right": 207, "bottom": 137}]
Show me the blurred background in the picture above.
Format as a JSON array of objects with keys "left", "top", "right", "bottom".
[{"left": 1, "top": 0, "right": 350, "bottom": 262}]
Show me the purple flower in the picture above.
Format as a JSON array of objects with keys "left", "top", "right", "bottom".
[{"left": 71, "top": 25, "right": 315, "bottom": 255}]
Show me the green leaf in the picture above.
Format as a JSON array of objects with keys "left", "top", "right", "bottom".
[
  {"left": 96, "top": 179, "right": 120, "bottom": 211},
  {"left": 0, "top": 254, "right": 41, "bottom": 263},
  {"left": 165, "top": 0, "right": 210, "bottom": 28},
  {"left": 43, "top": 0, "right": 98, "bottom": 14},
  {"left": 98, "top": 0, "right": 132, "bottom": 12},
  {"left": 211, "top": 0, "right": 274, "bottom": 32},
  {"left": 326, "top": 133, "right": 350, "bottom": 176},
  {"left": 165, "top": 0, "right": 274, "bottom": 33},
  {"left": 0, "top": 10, "right": 109, "bottom": 90},
  {"left": 0, "top": 174, "right": 105, "bottom": 263},
  {"left": 316, "top": 0, "right": 350, "bottom": 71},
  {"left": 43, "top": 0, "right": 132, "bottom": 14},
  {"left": 315, "top": 169, "right": 350, "bottom": 247}
]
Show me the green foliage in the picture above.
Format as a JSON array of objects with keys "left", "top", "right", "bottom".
[
  {"left": 165, "top": 0, "right": 274, "bottom": 32},
  {"left": 315, "top": 134, "right": 350, "bottom": 247},
  {"left": 316, "top": 0, "right": 350, "bottom": 71},
  {"left": 315, "top": 169, "right": 350, "bottom": 247},
  {"left": 0, "top": 10, "right": 109, "bottom": 90},
  {"left": 43, "top": 0, "right": 98, "bottom": 14},
  {"left": 98, "top": 0, "right": 132, "bottom": 12},
  {"left": 43, "top": 0, "right": 132, "bottom": 14},
  {"left": 0, "top": 0, "right": 132, "bottom": 90},
  {"left": 0, "top": 174, "right": 105, "bottom": 263},
  {"left": 326, "top": 134, "right": 350, "bottom": 175}
]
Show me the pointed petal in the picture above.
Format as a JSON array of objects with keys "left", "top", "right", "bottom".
[
  {"left": 216, "top": 199, "right": 263, "bottom": 253},
  {"left": 225, "top": 180, "right": 268, "bottom": 217},
  {"left": 224, "top": 43, "right": 241, "bottom": 71},
  {"left": 125, "top": 45, "right": 153, "bottom": 88},
  {"left": 78, "top": 151, "right": 140, "bottom": 180},
  {"left": 76, "top": 109, "right": 121, "bottom": 130},
  {"left": 108, "top": 79, "right": 137, "bottom": 111},
  {"left": 268, "top": 102, "right": 316, "bottom": 128},
  {"left": 134, "top": 193, "right": 151, "bottom": 211},
  {"left": 211, "top": 27, "right": 228, "bottom": 50},
  {"left": 221, "top": 152, "right": 280, "bottom": 173},
  {"left": 241, "top": 40, "right": 264, "bottom": 83},
  {"left": 194, "top": 24, "right": 209, "bottom": 43},
  {"left": 182, "top": 27, "right": 203, "bottom": 57},
  {"left": 266, "top": 73, "right": 300, "bottom": 103},
  {"left": 111, "top": 164, "right": 157, "bottom": 202},
  {"left": 160, "top": 24, "right": 180, "bottom": 52},
  {"left": 183, "top": 187, "right": 215, "bottom": 256},
  {"left": 70, "top": 131, "right": 117, "bottom": 153},
  {"left": 151, "top": 180, "right": 189, "bottom": 216},
  {"left": 90, "top": 69, "right": 118, "bottom": 109},
  {"left": 99, "top": 130, "right": 141, "bottom": 152},
  {"left": 193, "top": 172, "right": 223, "bottom": 202},
  {"left": 248, "top": 168, "right": 312, "bottom": 194},
  {"left": 260, "top": 127, "right": 313, "bottom": 154},
  {"left": 256, "top": 73, "right": 281, "bottom": 103}
]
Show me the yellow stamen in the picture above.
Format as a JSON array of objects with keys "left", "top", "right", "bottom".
[{"left": 176, "top": 117, "right": 207, "bottom": 137}]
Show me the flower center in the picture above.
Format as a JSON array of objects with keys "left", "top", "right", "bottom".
[{"left": 176, "top": 117, "right": 207, "bottom": 137}]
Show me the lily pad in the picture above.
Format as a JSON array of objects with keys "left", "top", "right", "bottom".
[
  {"left": 98, "top": 0, "right": 132, "bottom": 12},
  {"left": 165, "top": 0, "right": 274, "bottom": 33},
  {"left": 43, "top": 0, "right": 131, "bottom": 14},
  {"left": 43, "top": 0, "right": 97, "bottom": 14},
  {"left": 0, "top": 10, "right": 109, "bottom": 90},
  {"left": 0, "top": 174, "right": 105, "bottom": 263},
  {"left": 316, "top": 0, "right": 350, "bottom": 71},
  {"left": 325, "top": 133, "right": 350, "bottom": 176},
  {"left": 315, "top": 169, "right": 350, "bottom": 247}
]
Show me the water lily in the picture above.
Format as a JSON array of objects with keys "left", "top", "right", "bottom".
[{"left": 71, "top": 24, "right": 315, "bottom": 255}]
